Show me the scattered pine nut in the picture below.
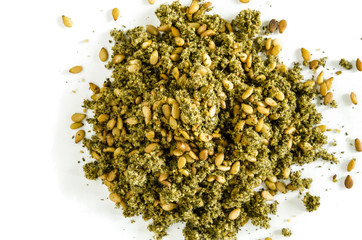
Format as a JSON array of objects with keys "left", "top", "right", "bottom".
[
  {"left": 355, "top": 138, "right": 362, "bottom": 152},
  {"left": 75, "top": 130, "right": 85, "bottom": 143},
  {"left": 323, "top": 92, "right": 333, "bottom": 105},
  {"left": 357, "top": 58, "right": 362, "bottom": 71},
  {"left": 301, "top": 48, "right": 311, "bottom": 61},
  {"left": 148, "top": 0, "right": 156, "bottom": 5},
  {"left": 350, "top": 92, "right": 357, "bottom": 105},
  {"left": 99, "top": 48, "right": 109, "bottom": 62},
  {"left": 347, "top": 159, "right": 356, "bottom": 172},
  {"left": 279, "top": 19, "right": 287, "bottom": 33},
  {"left": 71, "top": 113, "right": 86, "bottom": 122},
  {"left": 62, "top": 15, "right": 73, "bottom": 27},
  {"left": 344, "top": 175, "right": 353, "bottom": 189},
  {"left": 112, "top": 8, "right": 120, "bottom": 21},
  {"left": 240, "top": 0, "right": 250, "bottom": 3},
  {"left": 69, "top": 66, "right": 83, "bottom": 74}
]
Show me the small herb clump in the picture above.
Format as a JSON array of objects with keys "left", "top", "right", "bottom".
[
  {"left": 78, "top": 1, "right": 335, "bottom": 239},
  {"left": 303, "top": 192, "right": 320, "bottom": 212},
  {"left": 339, "top": 58, "right": 352, "bottom": 70}
]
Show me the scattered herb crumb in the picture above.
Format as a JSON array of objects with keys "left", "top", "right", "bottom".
[{"left": 303, "top": 192, "right": 320, "bottom": 212}]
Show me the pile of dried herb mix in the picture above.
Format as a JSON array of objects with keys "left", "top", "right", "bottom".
[{"left": 75, "top": 1, "right": 338, "bottom": 239}]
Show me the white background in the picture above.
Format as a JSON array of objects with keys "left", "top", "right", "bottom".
[{"left": 1, "top": 0, "right": 362, "bottom": 239}]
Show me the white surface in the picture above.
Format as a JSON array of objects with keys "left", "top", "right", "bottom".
[{"left": 0, "top": 0, "right": 362, "bottom": 239}]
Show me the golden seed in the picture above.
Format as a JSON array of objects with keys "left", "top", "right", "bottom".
[
  {"left": 189, "top": 1, "right": 200, "bottom": 14},
  {"left": 89, "top": 83, "right": 100, "bottom": 93},
  {"left": 125, "top": 117, "right": 138, "bottom": 125},
  {"left": 71, "top": 113, "right": 86, "bottom": 122},
  {"left": 148, "top": 0, "right": 156, "bottom": 5},
  {"left": 169, "top": 116, "right": 178, "bottom": 130},
  {"left": 175, "top": 37, "right": 185, "bottom": 46},
  {"left": 319, "top": 82, "right": 328, "bottom": 97},
  {"left": 177, "top": 157, "right": 187, "bottom": 169},
  {"left": 109, "top": 192, "right": 122, "bottom": 203},
  {"left": 106, "top": 118, "right": 116, "bottom": 130},
  {"left": 316, "top": 71, "right": 324, "bottom": 85},
  {"left": 345, "top": 175, "right": 353, "bottom": 189},
  {"left": 242, "top": 86, "right": 254, "bottom": 100},
  {"left": 215, "top": 153, "right": 225, "bottom": 166},
  {"left": 325, "top": 77, "right": 333, "bottom": 90},
  {"left": 285, "top": 126, "right": 296, "bottom": 135},
  {"left": 246, "top": 54, "right": 252, "bottom": 68},
  {"left": 170, "top": 54, "right": 180, "bottom": 61},
  {"left": 230, "top": 161, "right": 240, "bottom": 174},
  {"left": 199, "top": 149, "right": 209, "bottom": 161},
  {"left": 70, "top": 122, "right": 83, "bottom": 129},
  {"left": 310, "top": 60, "right": 319, "bottom": 69},
  {"left": 188, "top": 151, "right": 199, "bottom": 160},
  {"left": 357, "top": 58, "right": 362, "bottom": 71},
  {"left": 176, "top": 141, "right": 191, "bottom": 152},
  {"left": 265, "top": 38, "right": 272, "bottom": 50},
  {"left": 107, "top": 169, "right": 117, "bottom": 182},
  {"left": 99, "top": 47, "right": 108, "bottom": 62},
  {"left": 301, "top": 48, "right": 311, "bottom": 61},
  {"left": 216, "top": 175, "right": 226, "bottom": 183},
  {"left": 355, "top": 138, "right": 362, "bottom": 152},
  {"left": 171, "top": 26, "right": 180, "bottom": 37},
  {"left": 318, "top": 125, "right": 327, "bottom": 132},
  {"left": 92, "top": 151, "right": 100, "bottom": 160},
  {"left": 62, "top": 15, "right": 72, "bottom": 27},
  {"left": 112, "top": 54, "right": 125, "bottom": 64},
  {"left": 218, "top": 165, "right": 231, "bottom": 171},
  {"left": 255, "top": 118, "right": 264, "bottom": 132},
  {"left": 240, "top": 0, "right": 250, "bottom": 3},
  {"left": 222, "top": 79, "right": 234, "bottom": 90},
  {"left": 146, "top": 25, "right": 159, "bottom": 36},
  {"left": 97, "top": 114, "right": 109, "bottom": 123},
  {"left": 265, "top": 180, "right": 276, "bottom": 190},
  {"left": 158, "top": 173, "right": 169, "bottom": 182},
  {"left": 323, "top": 92, "right": 333, "bottom": 105},
  {"left": 241, "top": 104, "right": 253, "bottom": 115},
  {"left": 350, "top": 92, "right": 357, "bottom": 105},
  {"left": 245, "top": 117, "right": 257, "bottom": 125},
  {"left": 265, "top": 238, "right": 272, "bottom": 240},
  {"left": 276, "top": 182, "right": 287, "bottom": 194},
  {"left": 304, "top": 80, "right": 315, "bottom": 88},
  {"left": 261, "top": 190, "right": 274, "bottom": 201},
  {"left": 112, "top": 8, "right": 119, "bottom": 21},
  {"left": 208, "top": 105, "right": 217, "bottom": 118},
  {"left": 158, "top": 25, "right": 170, "bottom": 32},
  {"left": 275, "top": 91, "right": 285, "bottom": 101},
  {"left": 320, "top": 82, "right": 327, "bottom": 96},
  {"left": 161, "top": 203, "right": 177, "bottom": 211},
  {"left": 171, "top": 103, "right": 180, "bottom": 119},
  {"left": 142, "top": 106, "right": 152, "bottom": 124},
  {"left": 69, "top": 66, "right": 83, "bottom": 74},
  {"left": 75, "top": 130, "right": 85, "bottom": 143},
  {"left": 347, "top": 159, "right": 356, "bottom": 172},
  {"left": 265, "top": 97, "right": 277, "bottom": 107},
  {"left": 203, "top": 52, "right": 212, "bottom": 66},
  {"left": 271, "top": 45, "right": 281, "bottom": 57},
  {"left": 229, "top": 208, "right": 241, "bottom": 220},
  {"left": 257, "top": 106, "right": 269, "bottom": 115},
  {"left": 197, "top": 24, "right": 207, "bottom": 35},
  {"left": 150, "top": 50, "right": 159, "bottom": 65},
  {"left": 162, "top": 104, "right": 171, "bottom": 119},
  {"left": 172, "top": 67, "right": 180, "bottom": 80},
  {"left": 200, "top": 29, "right": 216, "bottom": 37},
  {"left": 279, "top": 19, "right": 287, "bottom": 33}
]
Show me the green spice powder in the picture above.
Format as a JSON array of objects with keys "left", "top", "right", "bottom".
[{"left": 79, "top": 1, "right": 335, "bottom": 239}]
